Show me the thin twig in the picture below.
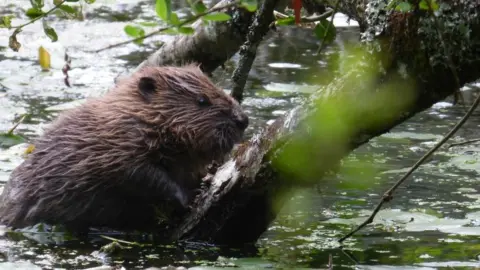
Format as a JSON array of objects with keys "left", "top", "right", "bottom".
[
  {"left": 99, "top": 235, "right": 147, "bottom": 247},
  {"left": 93, "top": 1, "right": 240, "bottom": 53},
  {"left": 7, "top": 115, "right": 26, "bottom": 135},
  {"left": 448, "top": 138, "right": 480, "bottom": 148},
  {"left": 11, "top": 0, "right": 67, "bottom": 29},
  {"left": 315, "top": 0, "right": 340, "bottom": 54},
  {"left": 339, "top": 247, "right": 360, "bottom": 264},
  {"left": 338, "top": 86, "right": 480, "bottom": 243},
  {"left": 273, "top": 10, "right": 289, "bottom": 18},
  {"left": 274, "top": 9, "right": 334, "bottom": 23},
  {"left": 302, "top": 9, "right": 334, "bottom": 23}
]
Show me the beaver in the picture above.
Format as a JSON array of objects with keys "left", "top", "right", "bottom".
[{"left": 0, "top": 64, "right": 249, "bottom": 233}]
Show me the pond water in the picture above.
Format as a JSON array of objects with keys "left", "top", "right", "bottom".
[{"left": 1, "top": 1, "right": 480, "bottom": 269}]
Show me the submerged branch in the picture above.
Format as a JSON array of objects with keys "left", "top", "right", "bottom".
[{"left": 448, "top": 138, "right": 480, "bottom": 148}]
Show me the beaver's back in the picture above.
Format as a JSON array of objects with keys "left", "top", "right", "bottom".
[{"left": 0, "top": 103, "right": 171, "bottom": 230}]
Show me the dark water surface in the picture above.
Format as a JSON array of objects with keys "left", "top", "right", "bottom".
[{"left": 1, "top": 1, "right": 480, "bottom": 269}]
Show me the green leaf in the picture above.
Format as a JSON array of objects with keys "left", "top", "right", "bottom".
[
  {"left": 124, "top": 24, "right": 145, "bottom": 37},
  {"left": 202, "top": 12, "right": 231, "bottom": 22},
  {"left": 395, "top": 2, "right": 412, "bottom": 12},
  {"left": 239, "top": 0, "right": 258, "bottom": 12},
  {"left": 189, "top": 0, "right": 207, "bottom": 14},
  {"left": 25, "top": 8, "right": 44, "bottom": 19},
  {"left": 156, "top": 0, "right": 171, "bottom": 22},
  {"left": 275, "top": 17, "right": 295, "bottom": 26},
  {"left": 0, "top": 16, "right": 13, "bottom": 28},
  {"left": 124, "top": 25, "right": 145, "bottom": 44},
  {"left": 84, "top": 0, "right": 96, "bottom": 3},
  {"left": 0, "top": 133, "right": 26, "bottom": 148},
  {"left": 58, "top": 4, "right": 77, "bottom": 14},
  {"left": 138, "top": 21, "right": 159, "bottom": 27},
  {"left": 43, "top": 21, "right": 58, "bottom": 42},
  {"left": 313, "top": 19, "right": 336, "bottom": 44},
  {"left": 30, "top": 0, "right": 44, "bottom": 9},
  {"left": 161, "top": 28, "right": 181, "bottom": 35},
  {"left": 419, "top": 0, "right": 439, "bottom": 11},
  {"left": 170, "top": 12, "right": 180, "bottom": 25},
  {"left": 177, "top": 26, "right": 194, "bottom": 34}
]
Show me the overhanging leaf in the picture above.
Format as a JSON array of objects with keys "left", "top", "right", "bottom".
[
  {"left": 189, "top": 0, "right": 207, "bottom": 14},
  {"left": 25, "top": 8, "right": 44, "bottom": 19},
  {"left": 395, "top": 2, "right": 413, "bottom": 12},
  {"left": 124, "top": 25, "right": 145, "bottom": 37},
  {"left": 124, "top": 25, "right": 145, "bottom": 44},
  {"left": 170, "top": 12, "right": 180, "bottom": 25},
  {"left": 239, "top": 0, "right": 258, "bottom": 12},
  {"left": 42, "top": 20, "right": 58, "bottom": 42},
  {"left": 0, "top": 16, "right": 13, "bottom": 28},
  {"left": 138, "top": 21, "right": 159, "bottom": 27},
  {"left": 313, "top": 19, "right": 336, "bottom": 44},
  {"left": 58, "top": 4, "right": 77, "bottom": 14},
  {"left": 419, "top": 0, "right": 439, "bottom": 11},
  {"left": 30, "top": 0, "right": 44, "bottom": 9},
  {"left": 202, "top": 12, "right": 231, "bottom": 22},
  {"left": 177, "top": 26, "right": 194, "bottom": 34},
  {"left": 275, "top": 17, "right": 295, "bottom": 26},
  {"left": 156, "top": 0, "right": 172, "bottom": 22}
]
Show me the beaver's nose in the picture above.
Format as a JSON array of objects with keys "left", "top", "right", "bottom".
[{"left": 234, "top": 110, "right": 249, "bottom": 130}]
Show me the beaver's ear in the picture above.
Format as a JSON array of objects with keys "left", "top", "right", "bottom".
[{"left": 138, "top": 76, "right": 157, "bottom": 101}]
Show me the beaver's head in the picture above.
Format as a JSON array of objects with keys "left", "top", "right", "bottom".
[{"left": 118, "top": 65, "right": 249, "bottom": 161}]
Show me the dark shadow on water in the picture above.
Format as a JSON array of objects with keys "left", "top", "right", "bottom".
[{"left": 1, "top": 227, "right": 261, "bottom": 268}]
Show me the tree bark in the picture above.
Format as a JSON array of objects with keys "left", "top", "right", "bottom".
[
  {"left": 139, "top": 0, "right": 480, "bottom": 245},
  {"left": 230, "top": 0, "right": 279, "bottom": 102}
]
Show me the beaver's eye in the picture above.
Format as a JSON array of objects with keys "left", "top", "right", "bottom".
[{"left": 197, "top": 95, "right": 211, "bottom": 107}]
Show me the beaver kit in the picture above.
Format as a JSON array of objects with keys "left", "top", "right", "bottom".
[{"left": 0, "top": 65, "right": 249, "bottom": 233}]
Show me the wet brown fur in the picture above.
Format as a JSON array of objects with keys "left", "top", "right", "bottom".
[{"left": 0, "top": 64, "right": 248, "bottom": 232}]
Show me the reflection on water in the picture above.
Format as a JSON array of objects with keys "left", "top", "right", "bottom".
[{"left": 1, "top": 1, "right": 480, "bottom": 269}]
